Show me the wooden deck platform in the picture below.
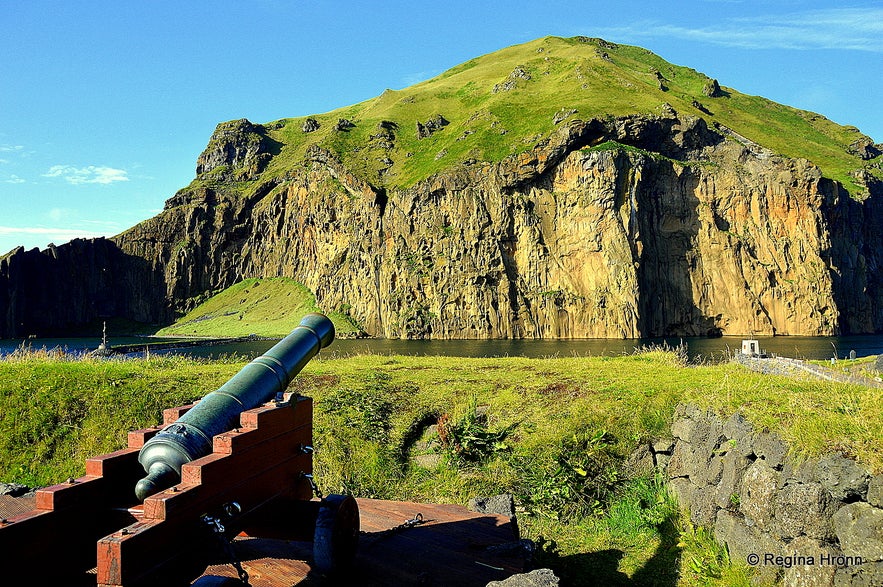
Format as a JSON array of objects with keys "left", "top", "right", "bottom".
[
  {"left": 1, "top": 495, "right": 524, "bottom": 586},
  {"left": 199, "top": 498, "right": 524, "bottom": 586}
]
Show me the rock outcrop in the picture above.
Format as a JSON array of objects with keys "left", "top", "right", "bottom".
[
  {"left": 195, "top": 119, "right": 279, "bottom": 181},
  {"left": 0, "top": 110, "right": 881, "bottom": 338},
  {"left": 1, "top": 35, "right": 881, "bottom": 339},
  {"left": 0, "top": 238, "right": 170, "bottom": 336},
  {"left": 644, "top": 405, "right": 883, "bottom": 587}
]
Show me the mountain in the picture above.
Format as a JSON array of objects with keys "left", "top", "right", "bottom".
[{"left": 2, "top": 36, "right": 882, "bottom": 339}]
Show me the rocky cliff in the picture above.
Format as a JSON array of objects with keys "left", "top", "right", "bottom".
[{"left": 1, "top": 36, "right": 881, "bottom": 339}]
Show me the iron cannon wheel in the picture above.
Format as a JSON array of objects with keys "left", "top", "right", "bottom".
[{"left": 313, "top": 494, "right": 360, "bottom": 574}]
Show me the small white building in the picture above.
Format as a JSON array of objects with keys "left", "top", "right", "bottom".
[{"left": 741, "top": 339, "right": 761, "bottom": 356}]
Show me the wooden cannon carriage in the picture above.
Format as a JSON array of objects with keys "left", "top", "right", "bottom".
[{"left": 0, "top": 315, "right": 524, "bottom": 585}]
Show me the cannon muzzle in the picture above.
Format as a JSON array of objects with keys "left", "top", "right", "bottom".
[{"left": 135, "top": 313, "right": 334, "bottom": 501}]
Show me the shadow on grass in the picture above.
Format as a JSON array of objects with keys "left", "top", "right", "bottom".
[{"left": 536, "top": 513, "right": 681, "bottom": 587}]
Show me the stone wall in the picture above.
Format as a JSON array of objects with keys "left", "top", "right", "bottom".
[{"left": 633, "top": 404, "right": 882, "bottom": 586}]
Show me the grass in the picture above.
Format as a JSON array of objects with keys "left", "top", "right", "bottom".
[
  {"left": 156, "top": 277, "right": 363, "bottom": 338},
  {"left": 167, "top": 35, "right": 877, "bottom": 211},
  {"left": 1, "top": 349, "right": 879, "bottom": 585}
]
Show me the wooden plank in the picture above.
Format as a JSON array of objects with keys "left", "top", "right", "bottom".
[
  {"left": 163, "top": 403, "right": 196, "bottom": 424},
  {"left": 97, "top": 518, "right": 215, "bottom": 587},
  {"left": 85, "top": 446, "right": 140, "bottom": 477},
  {"left": 143, "top": 451, "right": 312, "bottom": 521},
  {"left": 36, "top": 475, "right": 103, "bottom": 510},
  {"left": 1, "top": 503, "right": 139, "bottom": 581},
  {"left": 196, "top": 499, "right": 524, "bottom": 587},
  {"left": 238, "top": 396, "right": 312, "bottom": 431},
  {"left": 213, "top": 407, "right": 311, "bottom": 454},
  {"left": 186, "top": 425, "right": 310, "bottom": 486},
  {"left": 127, "top": 426, "right": 162, "bottom": 449}
]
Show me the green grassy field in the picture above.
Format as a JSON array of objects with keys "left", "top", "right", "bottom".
[
  {"left": 0, "top": 348, "right": 879, "bottom": 585},
  {"left": 155, "top": 277, "right": 362, "bottom": 337}
]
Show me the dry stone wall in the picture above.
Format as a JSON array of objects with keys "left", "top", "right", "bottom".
[{"left": 634, "top": 404, "right": 882, "bottom": 586}]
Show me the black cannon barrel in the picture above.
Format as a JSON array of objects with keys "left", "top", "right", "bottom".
[{"left": 134, "top": 313, "right": 334, "bottom": 501}]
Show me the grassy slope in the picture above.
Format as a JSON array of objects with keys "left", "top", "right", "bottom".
[
  {"left": 186, "top": 36, "right": 876, "bottom": 200},
  {"left": 155, "top": 277, "right": 362, "bottom": 337},
  {"left": 1, "top": 351, "right": 879, "bottom": 585}
]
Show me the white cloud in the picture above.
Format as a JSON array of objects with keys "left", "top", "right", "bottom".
[
  {"left": 400, "top": 70, "right": 441, "bottom": 88},
  {"left": 3, "top": 175, "right": 26, "bottom": 184},
  {"left": 596, "top": 7, "right": 883, "bottom": 52},
  {"left": 43, "top": 165, "right": 129, "bottom": 185},
  {"left": 48, "top": 208, "right": 72, "bottom": 222},
  {"left": 0, "top": 145, "right": 24, "bottom": 152},
  {"left": 0, "top": 226, "right": 113, "bottom": 243}
]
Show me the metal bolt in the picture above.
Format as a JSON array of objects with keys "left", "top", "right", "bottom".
[
  {"left": 233, "top": 428, "right": 240, "bottom": 433},
  {"left": 121, "top": 528, "right": 129, "bottom": 535},
  {"left": 67, "top": 477, "right": 76, "bottom": 484},
  {"left": 171, "top": 486, "right": 178, "bottom": 493},
  {"left": 1, "top": 518, "right": 8, "bottom": 524}
]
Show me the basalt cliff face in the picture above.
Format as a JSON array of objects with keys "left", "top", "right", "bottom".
[
  {"left": 120, "top": 116, "right": 879, "bottom": 339},
  {"left": 1, "top": 37, "right": 881, "bottom": 339}
]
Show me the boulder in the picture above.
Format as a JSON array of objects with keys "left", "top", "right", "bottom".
[
  {"left": 772, "top": 482, "right": 837, "bottom": 540},
  {"left": 723, "top": 412, "right": 754, "bottom": 444},
  {"left": 847, "top": 138, "right": 881, "bottom": 160},
  {"left": 751, "top": 431, "right": 789, "bottom": 470},
  {"left": 0, "top": 482, "right": 30, "bottom": 497},
  {"left": 833, "top": 503, "right": 883, "bottom": 561},
  {"left": 816, "top": 453, "right": 870, "bottom": 501},
  {"left": 714, "top": 510, "right": 779, "bottom": 585},
  {"left": 416, "top": 114, "right": 449, "bottom": 139},
  {"left": 669, "top": 477, "right": 697, "bottom": 510},
  {"left": 623, "top": 443, "right": 655, "bottom": 478},
  {"left": 690, "top": 485, "right": 720, "bottom": 527},
  {"left": 469, "top": 494, "right": 516, "bottom": 518},
  {"left": 714, "top": 449, "right": 752, "bottom": 509},
  {"left": 739, "top": 461, "right": 780, "bottom": 531},
  {"left": 867, "top": 475, "right": 883, "bottom": 508},
  {"left": 334, "top": 118, "right": 355, "bottom": 131},
  {"left": 651, "top": 437, "right": 674, "bottom": 455},
  {"left": 703, "top": 78, "right": 724, "bottom": 98},
  {"left": 486, "top": 568, "right": 559, "bottom": 587},
  {"left": 781, "top": 535, "right": 838, "bottom": 587},
  {"left": 301, "top": 118, "right": 320, "bottom": 133},
  {"left": 834, "top": 561, "right": 883, "bottom": 586}
]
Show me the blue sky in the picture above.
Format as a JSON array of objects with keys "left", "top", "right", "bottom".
[{"left": 1, "top": 1, "right": 881, "bottom": 255}]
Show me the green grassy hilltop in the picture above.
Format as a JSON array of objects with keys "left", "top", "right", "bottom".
[
  {"left": 191, "top": 36, "right": 878, "bottom": 198},
  {"left": 155, "top": 277, "right": 362, "bottom": 337}
]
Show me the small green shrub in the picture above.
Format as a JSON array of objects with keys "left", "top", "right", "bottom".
[
  {"left": 514, "top": 429, "right": 621, "bottom": 521},
  {"left": 437, "top": 396, "right": 516, "bottom": 462},
  {"left": 319, "top": 374, "right": 395, "bottom": 442},
  {"left": 677, "top": 521, "right": 731, "bottom": 582},
  {"left": 606, "top": 474, "right": 678, "bottom": 534}
]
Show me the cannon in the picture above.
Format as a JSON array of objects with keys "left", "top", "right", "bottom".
[
  {"left": 135, "top": 313, "right": 335, "bottom": 500},
  {"left": 0, "top": 312, "right": 364, "bottom": 585},
  {"left": 0, "top": 310, "right": 527, "bottom": 585}
]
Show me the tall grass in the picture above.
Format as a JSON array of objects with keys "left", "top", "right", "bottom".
[{"left": 1, "top": 349, "right": 878, "bottom": 585}]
